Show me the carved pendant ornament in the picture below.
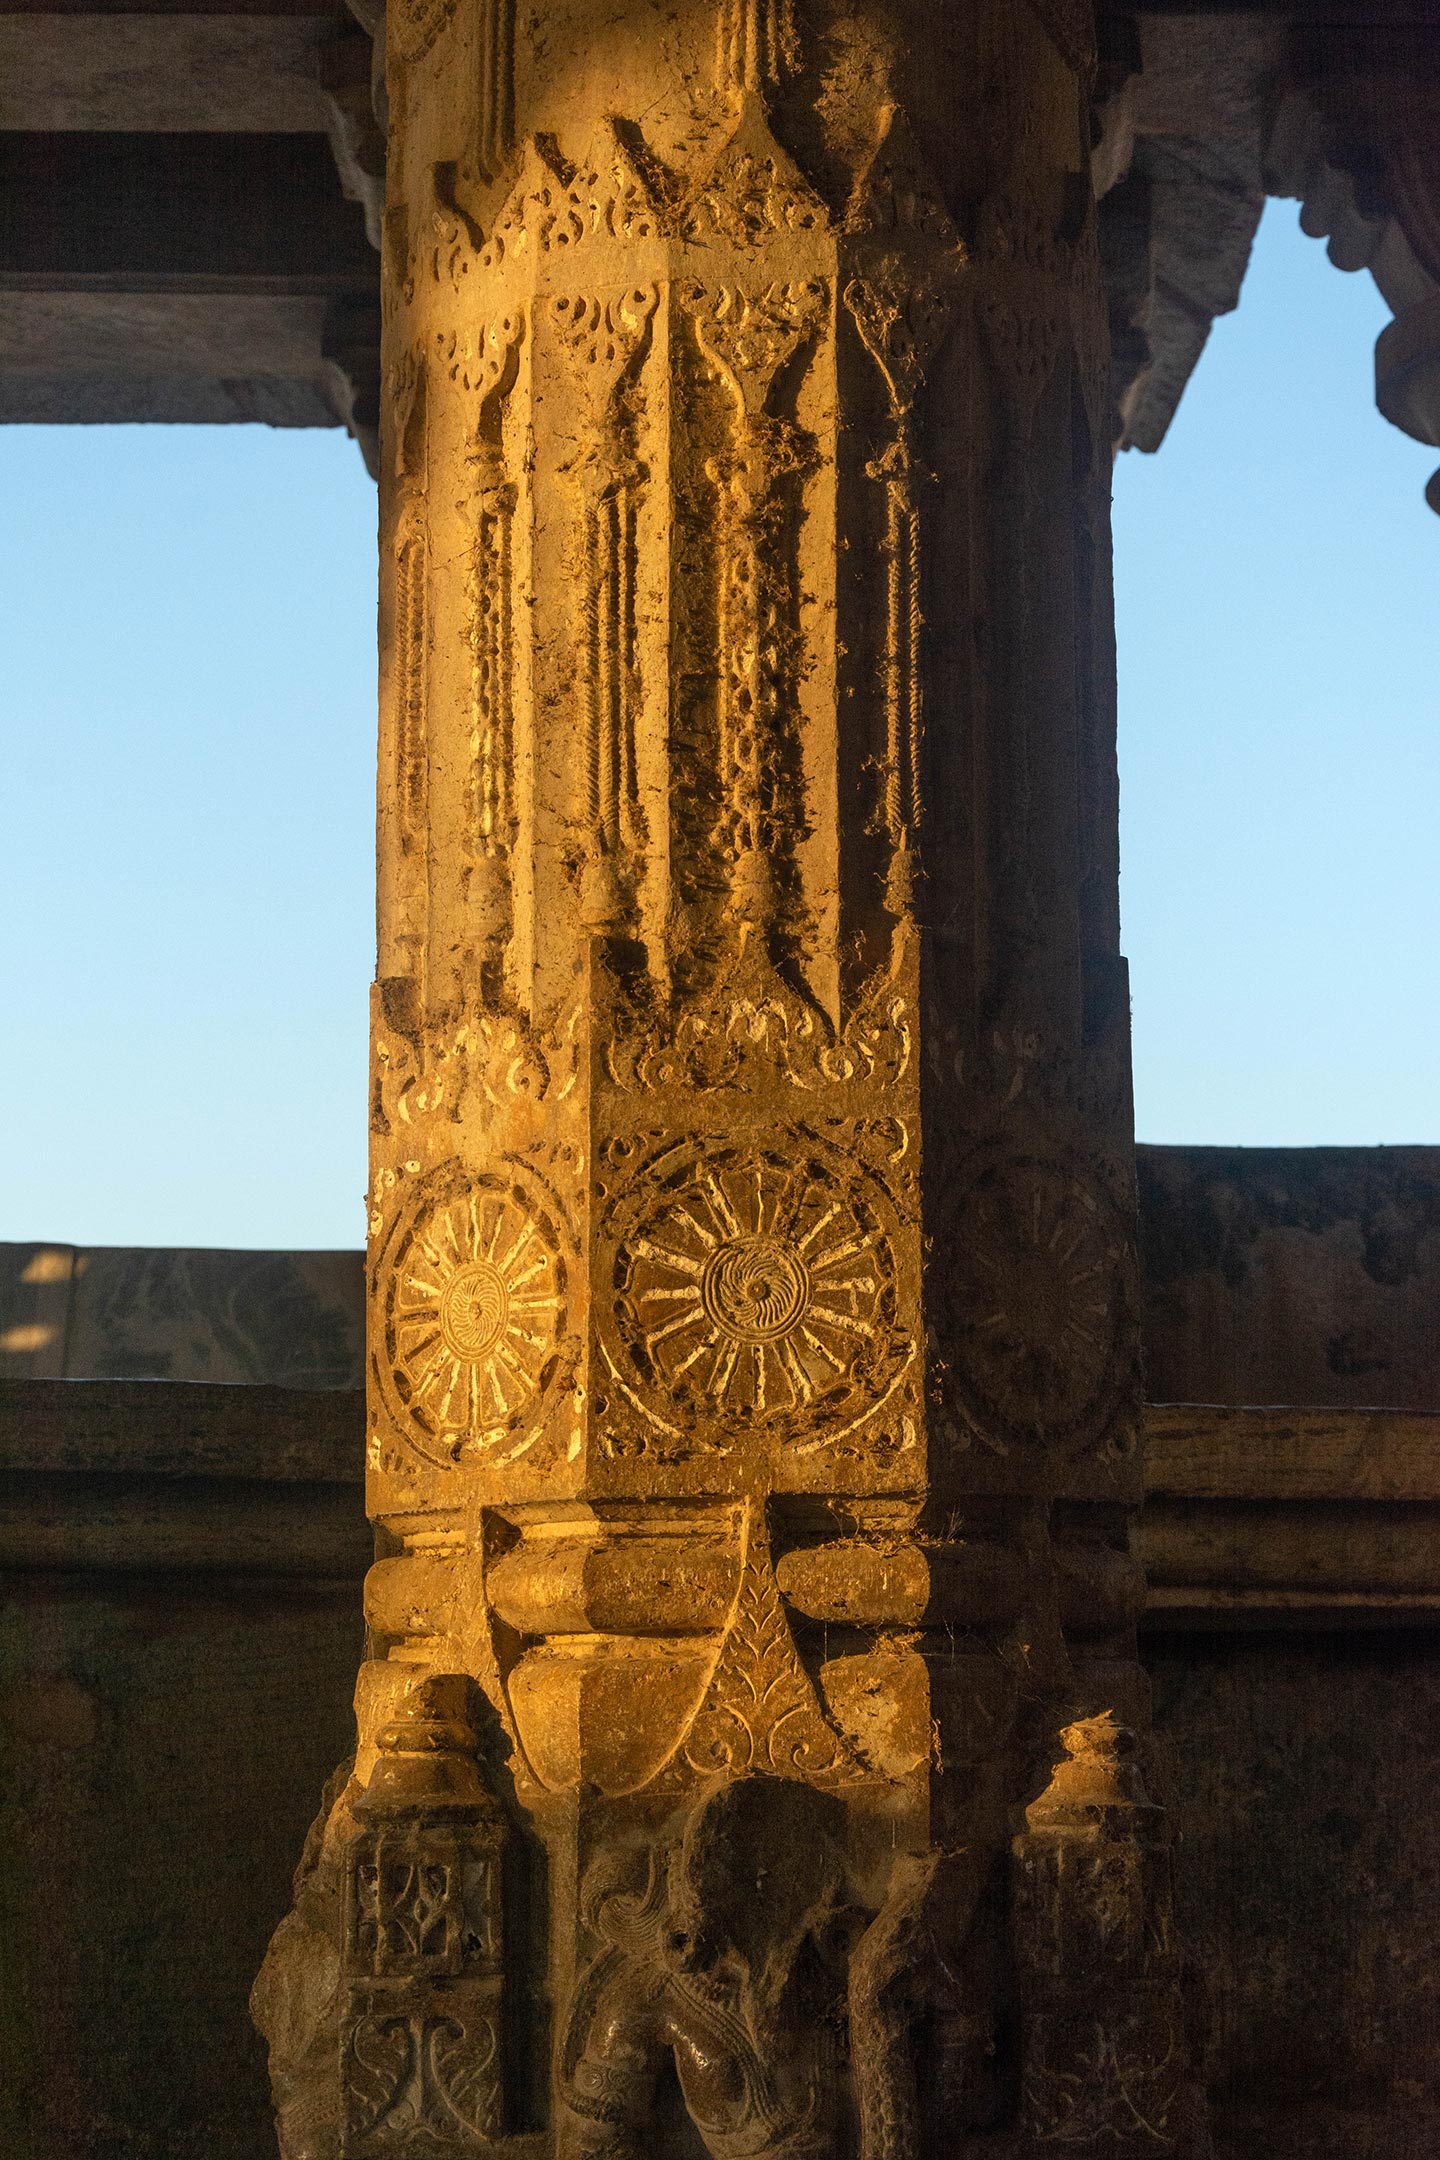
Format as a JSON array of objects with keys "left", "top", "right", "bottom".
[
  {"left": 339, "top": 1680, "right": 509, "bottom": 2158},
  {"left": 255, "top": 6, "right": 1198, "bottom": 2158}
]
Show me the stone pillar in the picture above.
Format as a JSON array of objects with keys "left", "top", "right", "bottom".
[{"left": 255, "top": 2, "right": 1198, "bottom": 2154}]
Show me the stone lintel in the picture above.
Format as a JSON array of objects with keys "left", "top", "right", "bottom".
[{"left": 0, "top": 12, "right": 335, "bottom": 132}]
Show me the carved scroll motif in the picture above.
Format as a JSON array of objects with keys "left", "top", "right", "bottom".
[
  {"left": 684, "top": 94, "right": 827, "bottom": 250},
  {"left": 688, "top": 278, "right": 825, "bottom": 929},
  {"left": 843, "top": 107, "right": 966, "bottom": 912},
  {"left": 550, "top": 287, "right": 659, "bottom": 929},
  {"left": 676, "top": 1507, "right": 863, "bottom": 1785}
]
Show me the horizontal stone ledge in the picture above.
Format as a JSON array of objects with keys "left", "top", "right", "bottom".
[
  {"left": 6, "top": 1382, "right": 1439, "bottom": 1619},
  {"left": 1142, "top": 1586, "right": 1440, "bottom": 1629},
  {"left": 1138, "top": 1495, "right": 1440, "bottom": 1595},
  {"left": 0, "top": 1470, "right": 371, "bottom": 1576},
  {"left": 0, "top": 288, "right": 359, "bottom": 424},
  {"left": 0, "top": 291, "right": 340, "bottom": 372},
  {"left": 12, "top": 1383, "right": 1436, "bottom": 1496},
  {"left": 0, "top": 368, "right": 343, "bottom": 424},
  {"left": 0, "top": 1376, "right": 365, "bottom": 1482},
  {"left": 1144, "top": 1403, "right": 1440, "bottom": 1502}
]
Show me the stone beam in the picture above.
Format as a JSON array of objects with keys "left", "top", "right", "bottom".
[
  {"left": 0, "top": 10, "right": 337, "bottom": 132},
  {"left": 0, "top": 128, "right": 377, "bottom": 426},
  {"left": 248, "top": 4, "right": 1205, "bottom": 2157},
  {"left": 1095, "top": 13, "right": 1278, "bottom": 452},
  {"left": 11, "top": 1375, "right": 1440, "bottom": 1618},
  {"left": 1142, "top": 1403, "right": 1440, "bottom": 1626}
]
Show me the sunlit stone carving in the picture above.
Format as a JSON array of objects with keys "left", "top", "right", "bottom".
[{"left": 255, "top": 2, "right": 1200, "bottom": 2153}]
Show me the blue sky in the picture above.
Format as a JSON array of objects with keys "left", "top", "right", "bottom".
[
  {"left": 1116, "top": 204, "right": 1439, "bottom": 1150},
  {"left": 2, "top": 204, "right": 1435, "bottom": 1250}
]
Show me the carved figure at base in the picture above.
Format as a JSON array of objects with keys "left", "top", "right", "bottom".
[{"left": 560, "top": 1779, "right": 848, "bottom": 2160}]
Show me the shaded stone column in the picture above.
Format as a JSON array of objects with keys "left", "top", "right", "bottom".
[{"left": 255, "top": 2, "right": 1200, "bottom": 2154}]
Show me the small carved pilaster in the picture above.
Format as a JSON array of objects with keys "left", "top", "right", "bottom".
[
  {"left": 342, "top": 1679, "right": 511, "bottom": 2157},
  {"left": 717, "top": 0, "right": 799, "bottom": 100},
  {"left": 550, "top": 286, "right": 659, "bottom": 931},
  {"left": 1013, "top": 1715, "right": 1194, "bottom": 2155}
]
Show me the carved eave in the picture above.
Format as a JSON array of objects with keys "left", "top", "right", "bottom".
[{"left": 1269, "top": 24, "right": 1440, "bottom": 511}]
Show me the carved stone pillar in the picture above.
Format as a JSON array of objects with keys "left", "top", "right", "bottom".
[{"left": 254, "top": 2, "right": 1199, "bottom": 2154}]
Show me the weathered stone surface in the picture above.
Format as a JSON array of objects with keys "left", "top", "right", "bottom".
[
  {"left": 3, "top": 1370, "right": 1439, "bottom": 2152},
  {"left": 0, "top": 1241, "right": 365, "bottom": 1387},
  {"left": 1096, "top": 14, "right": 1278, "bottom": 453},
  {"left": 0, "top": 1569, "right": 361, "bottom": 2160},
  {"left": 0, "top": 12, "right": 333, "bottom": 132},
  {"left": 1138, "top": 1145, "right": 1440, "bottom": 1412}
]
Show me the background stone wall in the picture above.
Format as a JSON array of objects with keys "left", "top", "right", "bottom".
[
  {"left": 1151, "top": 1629, "right": 1440, "bottom": 2160},
  {"left": 1138, "top": 1144, "right": 1440, "bottom": 1410},
  {"left": 0, "top": 1575, "right": 359, "bottom": 2160}
]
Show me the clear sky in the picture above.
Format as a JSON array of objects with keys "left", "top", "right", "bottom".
[
  {"left": 2, "top": 204, "right": 1436, "bottom": 1251},
  {"left": 1116, "top": 203, "right": 1439, "bottom": 1150}
]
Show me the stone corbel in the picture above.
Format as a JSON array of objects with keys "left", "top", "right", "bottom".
[
  {"left": 1268, "top": 25, "right": 1440, "bottom": 513},
  {"left": 322, "top": 0, "right": 388, "bottom": 252}
]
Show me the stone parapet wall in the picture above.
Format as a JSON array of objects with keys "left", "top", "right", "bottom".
[
  {"left": 10, "top": 1143, "right": 1437, "bottom": 1406},
  {"left": 1137, "top": 1144, "right": 1440, "bottom": 1412},
  {"left": 0, "top": 1243, "right": 366, "bottom": 1389}
]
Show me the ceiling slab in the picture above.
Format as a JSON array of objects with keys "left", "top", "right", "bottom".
[{"left": 0, "top": 13, "right": 334, "bottom": 131}]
